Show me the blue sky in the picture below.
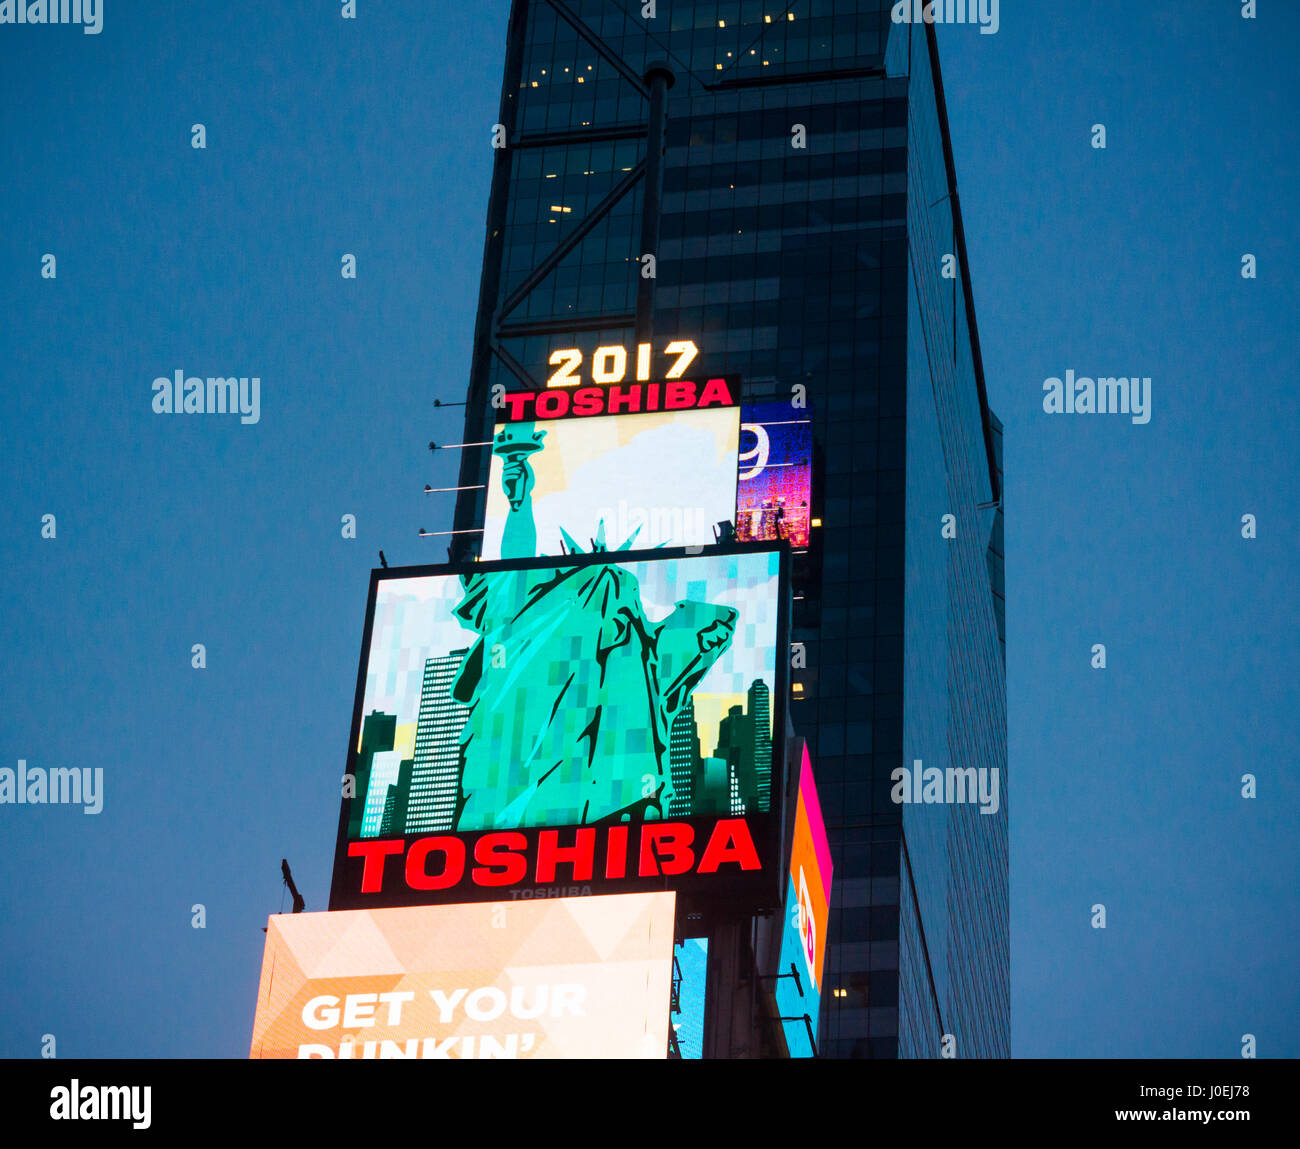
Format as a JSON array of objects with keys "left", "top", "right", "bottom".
[{"left": 1, "top": 2, "right": 1296, "bottom": 1058}]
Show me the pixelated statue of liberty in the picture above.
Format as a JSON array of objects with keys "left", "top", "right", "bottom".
[{"left": 449, "top": 422, "right": 737, "bottom": 831}]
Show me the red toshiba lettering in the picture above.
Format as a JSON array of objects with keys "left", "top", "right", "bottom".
[
  {"left": 405, "top": 837, "right": 466, "bottom": 890},
  {"left": 471, "top": 832, "right": 529, "bottom": 887},
  {"left": 348, "top": 839, "right": 406, "bottom": 893},
  {"left": 502, "top": 391, "right": 533, "bottom": 421},
  {"left": 604, "top": 384, "right": 641, "bottom": 414},
  {"left": 698, "top": 818, "right": 762, "bottom": 873},
  {"left": 697, "top": 377, "right": 733, "bottom": 407},
  {"left": 572, "top": 387, "right": 604, "bottom": 416},
  {"left": 664, "top": 380, "right": 697, "bottom": 410},
  {"left": 604, "top": 825, "right": 629, "bottom": 879},
  {"left": 535, "top": 828, "right": 597, "bottom": 883},
  {"left": 534, "top": 389, "right": 569, "bottom": 419},
  {"left": 638, "top": 823, "right": 695, "bottom": 877}
]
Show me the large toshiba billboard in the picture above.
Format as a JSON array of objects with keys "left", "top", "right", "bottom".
[
  {"left": 330, "top": 543, "right": 789, "bottom": 911},
  {"left": 250, "top": 894, "right": 675, "bottom": 1059}
]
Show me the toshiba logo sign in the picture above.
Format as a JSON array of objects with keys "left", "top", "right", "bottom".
[
  {"left": 330, "top": 545, "right": 790, "bottom": 915},
  {"left": 337, "top": 819, "right": 764, "bottom": 907}
]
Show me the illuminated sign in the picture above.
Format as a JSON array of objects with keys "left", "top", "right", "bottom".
[
  {"left": 736, "top": 400, "right": 813, "bottom": 550},
  {"left": 249, "top": 893, "right": 675, "bottom": 1059},
  {"left": 496, "top": 375, "right": 735, "bottom": 423},
  {"left": 775, "top": 744, "right": 832, "bottom": 1057},
  {"left": 545, "top": 340, "right": 698, "bottom": 387},
  {"left": 670, "top": 937, "right": 708, "bottom": 1060},
  {"left": 330, "top": 543, "right": 789, "bottom": 911},
  {"left": 485, "top": 387, "right": 810, "bottom": 559},
  {"left": 483, "top": 403, "right": 740, "bottom": 560}
]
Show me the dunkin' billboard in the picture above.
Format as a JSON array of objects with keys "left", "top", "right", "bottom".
[{"left": 250, "top": 894, "right": 675, "bottom": 1059}]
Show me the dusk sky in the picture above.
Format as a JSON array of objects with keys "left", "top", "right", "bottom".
[{"left": 1, "top": 2, "right": 1296, "bottom": 1058}]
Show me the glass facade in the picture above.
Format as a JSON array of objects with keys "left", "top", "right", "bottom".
[{"left": 453, "top": 0, "right": 1007, "bottom": 1058}]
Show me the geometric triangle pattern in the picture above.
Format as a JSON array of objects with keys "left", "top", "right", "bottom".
[{"left": 250, "top": 892, "right": 674, "bottom": 1059}]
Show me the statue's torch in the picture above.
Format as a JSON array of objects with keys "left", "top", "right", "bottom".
[{"left": 493, "top": 424, "right": 546, "bottom": 511}]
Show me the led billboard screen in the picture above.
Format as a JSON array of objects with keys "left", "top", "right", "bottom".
[
  {"left": 249, "top": 893, "right": 675, "bottom": 1059},
  {"left": 482, "top": 404, "right": 741, "bottom": 561},
  {"left": 736, "top": 401, "right": 813, "bottom": 550},
  {"left": 775, "top": 744, "right": 832, "bottom": 1057},
  {"left": 483, "top": 383, "right": 811, "bottom": 561},
  {"left": 669, "top": 937, "right": 708, "bottom": 1060},
  {"left": 330, "top": 543, "right": 789, "bottom": 911}
]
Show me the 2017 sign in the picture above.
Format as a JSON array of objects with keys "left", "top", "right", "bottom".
[{"left": 546, "top": 340, "right": 698, "bottom": 387}]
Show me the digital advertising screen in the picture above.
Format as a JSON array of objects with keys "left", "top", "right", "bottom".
[
  {"left": 329, "top": 543, "right": 789, "bottom": 911},
  {"left": 249, "top": 893, "right": 675, "bottom": 1059},
  {"left": 774, "top": 744, "right": 832, "bottom": 1057},
  {"left": 669, "top": 937, "right": 708, "bottom": 1060},
  {"left": 482, "top": 403, "right": 741, "bottom": 561},
  {"left": 481, "top": 381, "right": 812, "bottom": 561},
  {"left": 736, "top": 400, "right": 813, "bottom": 550}
]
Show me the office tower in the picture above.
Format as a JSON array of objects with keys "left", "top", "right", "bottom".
[
  {"left": 350, "top": 710, "right": 396, "bottom": 840},
  {"left": 693, "top": 755, "right": 730, "bottom": 816},
  {"left": 748, "top": 678, "right": 773, "bottom": 812},
  {"left": 715, "top": 703, "right": 753, "bottom": 815},
  {"left": 668, "top": 696, "right": 702, "bottom": 816},
  {"left": 451, "top": 1, "right": 1007, "bottom": 1058},
  {"left": 714, "top": 687, "right": 770, "bottom": 817},
  {"left": 378, "top": 758, "right": 415, "bottom": 836},
  {"left": 361, "top": 749, "right": 406, "bottom": 838},
  {"left": 405, "top": 649, "right": 471, "bottom": 833}
]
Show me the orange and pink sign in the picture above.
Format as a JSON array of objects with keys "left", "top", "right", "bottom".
[
  {"left": 791, "top": 744, "right": 831, "bottom": 996},
  {"left": 250, "top": 892, "right": 675, "bottom": 1059},
  {"left": 776, "top": 744, "right": 832, "bottom": 1056}
]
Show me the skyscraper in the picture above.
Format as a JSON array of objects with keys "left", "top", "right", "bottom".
[
  {"left": 451, "top": 0, "right": 1007, "bottom": 1058},
  {"left": 350, "top": 710, "right": 396, "bottom": 840},
  {"left": 668, "top": 696, "right": 702, "bottom": 816},
  {"left": 748, "top": 678, "right": 773, "bottom": 812},
  {"left": 378, "top": 758, "right": 414, "bottom": 836},
  {"left": 405, "top": 649, "right": 471, "bottom": 833},
  {"left": 715, "top": 703, "right": 754, "bottom": 814}
]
